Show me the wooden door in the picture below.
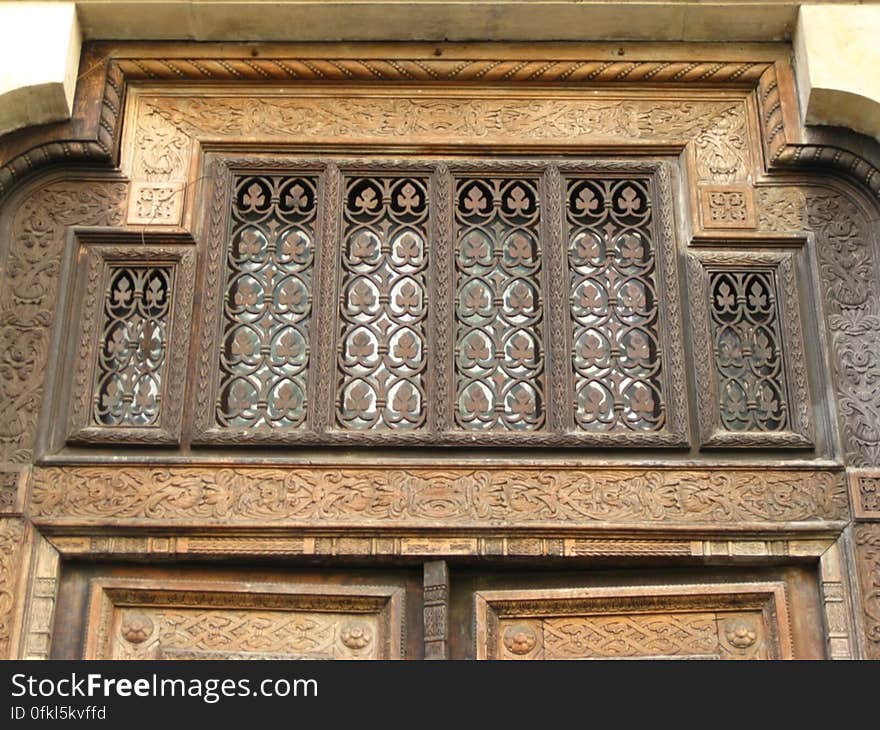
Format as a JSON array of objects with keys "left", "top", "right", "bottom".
[
  {"left": 51, "top": 562, "right": 422, "bottom": 660},
  {"left": 51, "top": 559, "right": 825, "bottom": 660},
  {"left": 450, "top": 565, "right": 826, "bottom": 660}
]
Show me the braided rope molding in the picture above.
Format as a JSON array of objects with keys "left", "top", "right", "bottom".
[
  {"left": 773, "top": 144, "right": 880, "bottom": 200},
  {"left": 111, "top": 57, "right": 769, "bottom": 84}
]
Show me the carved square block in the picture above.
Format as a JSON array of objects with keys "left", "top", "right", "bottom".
[
  {"left": 849, "top": 469, "right": 880, "bottom": 520},
  {"left": 475, "top": 582, "right": 793, "bottom": 660},
  {"left": 699, "top": 185, "right": 756, "bottom": 230},
  {"left": 127, "top": 181, "right": 185, "bottom": 226},
  {"left": 84, "top": 579, "right": 405, "bottom": 660},
  {"left": 0, "top": 471, "right": 20, "bottom": 514}
]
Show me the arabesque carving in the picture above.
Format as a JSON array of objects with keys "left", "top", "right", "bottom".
[
  {"left": 132, "top": 93, "right": 751, "bottom": 190},
  {"left": 855, "top": 524, "right": 880, "bottom": 659},
  {"left": 30, "top": 465, "right": 847, "bottom": 527},
  {"left": 0, "top": 517, "right": 26, "bottom": 659},
  {"left": 0, "top": 181, "right": 128, "bottom": 463},
  {"left": 806, "top": 190, "right": 880, "bottom": 466}
]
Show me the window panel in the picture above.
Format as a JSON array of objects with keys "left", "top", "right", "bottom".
[
  {"left": 93, "top": 266, "right": 171, "bottom": 427},
  {"left": 217, "top": 175, "right": 317, "bottom": 429},
  {"left": 336, "top": 176, "right": 429, "bottom": 430},
  {"left": 688, "top": 251, "right": 813, "bottom": 448},
  {"left": 194, "top": 158, "right": 689, "bottom": 447},
  {"left": 454, "top": 177, "right": 545, "bottom": 431},
  {"left": 565, "top": 178, "right": 664, "bottom": 432},
  {"left": 66, "top": 238, "right": 194, "bottom": 445}
]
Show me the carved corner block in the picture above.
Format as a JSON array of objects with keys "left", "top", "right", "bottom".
[
  {"left": 127, "top": 181, "right": 186, "bottom": 226},
  {"left": 699, "top": 185, "right": 756, "bottom": 230},
  {"left": 850, "top": 470, "right": 880, "bottom": 520}
]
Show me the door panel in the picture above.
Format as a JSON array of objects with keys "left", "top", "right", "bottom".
[
  {"left": 84, "top": 579, "right": 405, "bottom": 660},
  {"left": 51, "top": 562, "right": 422, "bottom": 660},
  {"left": 451, "top": 564, "right": 825, "bottom": 660},
  {"left": 474, "top": 583, "right": 792, "bottom": 660},
  {"left": 51, "top": 560, "right": 825, "bottom": 660}
]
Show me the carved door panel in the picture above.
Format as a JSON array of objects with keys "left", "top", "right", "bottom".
[
  {"left": 50, "top": 563, "right": 421, "bottom": 660},
  {"left": 51, "top": 561, "right": 825, "bottom": 660},
  {"left": 451, "top": 565, "right": 826, "bottom": 660}
]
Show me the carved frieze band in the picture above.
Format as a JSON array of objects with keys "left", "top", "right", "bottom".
[
  {"left": 130, "top": 92, "right": 752, "bottom": 196},
  {"left": 30, "top": 465, "right": 847, "bottom": 527}
]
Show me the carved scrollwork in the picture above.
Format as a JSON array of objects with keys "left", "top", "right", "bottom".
[
  {"left": 0, "top": 182, "right": 128, "bottom": 463},
  {"left": 0, "top": 517, "right": 26, "bottom": 659},
  {"left": 806, "top": 191, "right": 880, "bottom": 466},
  {"left": 855, "top": 524, "right": 880, "bottom": 659},
  {"left": 30, "top": 465, "right": 847, "bottom": 526}
]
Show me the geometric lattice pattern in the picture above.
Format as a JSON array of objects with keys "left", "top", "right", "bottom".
[
  {"left": 454, "top": 176, "right": 545, "bottom": 430},
  {"left": 566, "top": 177, "right": 664, "bottom": 431},
  {"left": 336, "top": 176, "right": 429, "bottom": 430},
  {"left": 709, "top": 269, "right": 788, "bottom": 431},
  {"left": 93, "top": 266, "right": 171, "bottom": 426},
  {"left": 216, "top": 175, "right": 318, "bottom": 429}
]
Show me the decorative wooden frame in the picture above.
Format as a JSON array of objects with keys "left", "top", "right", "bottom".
[
  {"left": 11, "top": 528, "right": 860, "bottom": 660},
  {"left": 62, "top": 231, "right": 195, "bottom": 445},
  {"left": 687, "top": 249, "right": 813, "bottom": 449}
]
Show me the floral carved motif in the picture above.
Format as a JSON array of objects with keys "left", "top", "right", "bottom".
[
  {"left": 855, "top": 524, "right": 880, "bottom": 659},
  {"left": 0, "top": 517, "right": 26, "bottom": 659},
  {"left": 136, "top": 95, "right": 750, "bottom": 186},
  {"left": 806, "top": 191, "right": 880, "bottom": 466},
  {"left": 30, "top": 466, "right": 847, "bottom": 526},
  {"left": 0, "top": 182, "right": 128, "bottom": 464}
]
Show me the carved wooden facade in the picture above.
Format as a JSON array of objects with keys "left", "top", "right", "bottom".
[{"left": 1, "top": 42, "right": 879, "bottom": 659}]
